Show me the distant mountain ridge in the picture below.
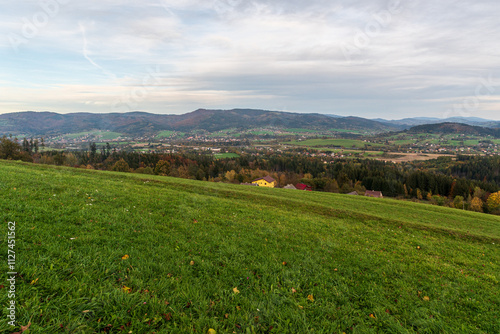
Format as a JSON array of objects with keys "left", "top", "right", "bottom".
[
  {"left": 0, "top": 109, "right": 400, "bottom": 136},
  {"left": 374, "top": 116, "right": 500, "bottom": 128},
  {"left": 406, "top": 122, "right": 500, "bottom": 137}
]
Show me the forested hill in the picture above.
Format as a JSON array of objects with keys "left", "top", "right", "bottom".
[
  {"left": 407, "top": 122, "right": 500, "bottom": 137},
  {"left": 0, "top": 109, "right": 399, "bottom": 136}
]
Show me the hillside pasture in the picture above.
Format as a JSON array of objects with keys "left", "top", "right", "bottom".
[{"left": 0, "top": 161, "right": 498, "bottom": 333}]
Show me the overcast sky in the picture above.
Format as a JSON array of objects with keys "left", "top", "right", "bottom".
[{"left": 1, "top": 0, "right": 499, "bottom": 119}]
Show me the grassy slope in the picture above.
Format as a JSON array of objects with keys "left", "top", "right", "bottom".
[{"left": 0, "top": 161, "right": 499, "bottom": 334}]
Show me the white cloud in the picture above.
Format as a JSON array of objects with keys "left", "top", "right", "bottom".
[{"left": 0, "top": 0, "right": 499, "bottom": 119}]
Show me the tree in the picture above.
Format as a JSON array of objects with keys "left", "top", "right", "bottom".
[
  {"left": 470, "top": 197, "right": 483, "bottom": 213},
  {"left": 112, "top": 159, "right": 130, "bottom": 172},
  {"left": 416, "top": 188, "right": 423, "bottom": 200},
  {"left": 89, "top": 142, "right": 97, "bottom": 163},
  {"left": 154, "top": 160, "right": 170, "bottom": 175},
  {"left": 324, "top": 179, "right": 339, "bottom": 193},
  {"left": 0, "top": 136, "right": 32, "bottom": 162},
  {"left": 64, "top": 153, "right": 78, "bottom": 167},
  {"left": 453, "top": 196, "right": 465, "bottom": 209},
  {"left": 225, "top": 170, "right": 237, "bottom": 182},
  {"left": 135, "top": 166, "right": 154, "bottom": 175},
  {"left": 486, "top": 191, "right": 500, "bottom": 213}
]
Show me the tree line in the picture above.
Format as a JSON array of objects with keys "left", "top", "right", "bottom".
[{"left": 1, "top": 136, "right": 500, "bottom": 214}]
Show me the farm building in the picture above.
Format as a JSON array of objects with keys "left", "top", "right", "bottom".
[
  {"left": 296, "top": 183, "right": 312, "bottom": 191},
  {"left": 251, "top": 176, "right": 277, "bottom": 188},
  {"left": 365, "top": 190, "right": 383, "bottom": 198}
]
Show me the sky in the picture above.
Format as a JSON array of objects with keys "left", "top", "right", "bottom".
[{"left": 0, "top": 0, "right": 499, "bottom": 120}]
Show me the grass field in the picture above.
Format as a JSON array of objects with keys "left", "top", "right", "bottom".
[
  {"left": 214, "top": 153, "right": 240, "bottom": 159},
  {"left": 285, "top": 139, "right": 385, "bottom": 149},
  {"left": 157, "top": 131, "right": 175, "bottom": 138},
  {"left": 64, "top": 131, "right": 122, "bottom": 141},
  {"left": 0, "top": 161, "right": 499, "bottom": 333}
]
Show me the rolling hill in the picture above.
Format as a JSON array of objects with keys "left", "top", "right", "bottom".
[
  {"left": 0, "top": 109, "right": 400, "bottom": 137},
  {"left": 373, "top": 117, "right": 500, "bottom": 128},
  {"left": 0, "top": 160, "right": 498, "bottom": 333},
  {"left": 406, "top": 122, "right": 500, "bottom": 137}
]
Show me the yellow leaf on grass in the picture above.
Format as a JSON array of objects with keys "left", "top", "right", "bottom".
[
  {"left": 298, "top": 305, "right": 303, "bottom": 309},
  {"left": 30, "top": 278, "right": 39, "bottom": 285},
  {"left": 190, "top": 261, "right": 195, "bottom": 266},
  {"left": 122, "top": 254, "right": 129, "bottom": 260},
  {"left": 233, "top": 287, "right": 240, "bottom": 294},
  {"left": 122, "top": 286, "right": 131, "bottom": 293},
  {"left": 291, "top": 288, "right": 297, "bottom": 293},
  {"left": 208, "top": 329, "right": 216, "bottom": 334},
  {"left": 423, "top": 296, "right": 430, "bottom": 301},
  {"left": 236, "top": 306, "right": 241, "bottom": 310},
  {"left": 369, "top": 313, "right": 376, "bottom": 318},
  {"left": 307, "top": 294, "right": 314, "bottom": 302}
]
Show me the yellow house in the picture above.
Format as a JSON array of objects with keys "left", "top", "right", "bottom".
[{"left": 252, "top": 176, "right": 277, "bottom": 188}]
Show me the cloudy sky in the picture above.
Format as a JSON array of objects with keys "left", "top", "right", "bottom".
[{"left": 1, "top": 0, "right": 499, "bottom": 119}]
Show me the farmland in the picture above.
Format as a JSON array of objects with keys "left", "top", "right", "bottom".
[{"left": 1, "top": 161, "right": 499, "bottom": 333}]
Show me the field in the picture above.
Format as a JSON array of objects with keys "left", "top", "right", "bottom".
[
  {"left": 157, "top": 131, "right": 175, "bottom": 138},
  {"left": 0, "top": 161, "right": 499, "bottom": 333},
  {"left": 214, "top": 153, "right": 240, "bottom": 159},
  {"left": 62, "top": 131, "right": 123, "bottom": 141},
  {"left": 284, "top": 139, "right": 384, "bottom": 149}
]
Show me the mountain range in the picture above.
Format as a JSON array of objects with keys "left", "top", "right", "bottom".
[
  {"left": 0, "top": 109, "right": 499, "bottom": 137},
  {"left": 0, "top": 109, "right": 399, "bottom": 136},
  {"left": 373, "top": 116, "right": 500, "bottom": 128}
]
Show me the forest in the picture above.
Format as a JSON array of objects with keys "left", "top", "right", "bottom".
[{"left": 2, "top": 135, "right": 500, "bottom": 215}]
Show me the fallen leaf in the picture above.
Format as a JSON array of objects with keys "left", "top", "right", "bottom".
[
  {"left": 190, "top": 261, "right": 195, "bottom": 266},
  {"left": 369, "top": 313, "right": 376, "bottom": 318},
  {"left": 82, "top": 310, "right": 90, "bottom": 313},
  {"left": 224, "top": 313, "right": 229, "bottom": 319},
  {"left": 291, "top": 288, "right": 297, "bottom": 293},
  {"left": 282, "top": 261, "right": 287, "bottom": 265},
  {"left": 423, "top": 296, "right": 430, "bottom": 301},
  {"left": 122, "top": 286, "right": 131, "bottom": 293},
  {"left": 19, "top": 322, "right": 31, "bottom": 332},
  {"left": 298, "top": 305, "right": 303, "bottom": 309},
  {"left": 236, "top": 306, "right": 241, "bottom": 311},
  {"left": 122, "top": 254, "right": 129, "bottom": 260},
  {"left": 233, "top": 287, "right": 240, "bottom": 294},
  {"left": 208, "top": 329, "right": 216, "bottom": 334},
  {"left": 307, "top": 294, "right": 314, "bottom": 302}
]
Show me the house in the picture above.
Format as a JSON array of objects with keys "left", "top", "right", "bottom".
[
  {"left": 296, "top": 183, "right": 312, "bottom": 191},
  {"left": 365, "top": 190, "right": 383, "bottom": 198},
  {"left": 251, "top": 176, "right": 277, "bottom": 188},
  {"left": 283, "top": 184, "right": 297, "bottom": 190}
]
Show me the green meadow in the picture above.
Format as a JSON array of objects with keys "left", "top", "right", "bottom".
[
  {"left": 214, "top": 153, "right": 240, "bottom": 159},
  {"left": 0, "top": 161, "right": 499, "bottom": 333},
  {"left": 285, "top": 139, "right": 385, "bottom": 149},
  {"left": 63, "top": 131, "right": 122, "bottom": 141}
]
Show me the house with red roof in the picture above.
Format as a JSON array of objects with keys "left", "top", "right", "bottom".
[{"left": 296, "top": 183, "right": 312, "bottom": 191}]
